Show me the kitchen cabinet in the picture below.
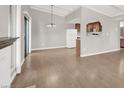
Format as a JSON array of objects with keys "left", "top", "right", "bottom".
[{"left": 75, "top": 23, "right": 80, "bottom": 32}]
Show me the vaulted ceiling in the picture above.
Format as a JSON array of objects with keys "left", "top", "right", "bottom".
[
  {"left": 30, "top": 5, "right": 124, "bottom": 21},
  {"left": 30, "top": 5, "right": 80, "bottom": 17},
  {"left": 83, "top": 5, "right": 124, "bottom": 21}
]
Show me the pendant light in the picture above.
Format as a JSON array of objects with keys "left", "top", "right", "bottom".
[{"left": 47, "top": 5, "right": 56, "bottom": 28}]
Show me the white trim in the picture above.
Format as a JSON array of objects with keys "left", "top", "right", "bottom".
[
  {"left": 80, "top": 49, "right": 120, "bottom": 57},
  {"left": 16, "top": 5, "right": 21, "bottom": 74},
  {"left": 10, "top": 58, "right": 25, "bottom": 86},
  {"left": 9, "top": 6, "right": 17, "bottom": 84},
  {"left": 23, "top": 11, "right": 32, "bottom": 20},
  {"left": 10, "top": 70, "right": 16, "bottom": 84},
  {"left": 21, "top": 58, "right": 25, "bottom": 66},
  {"left": 32, "top": 46, "right": 66, "bottom": 51}
]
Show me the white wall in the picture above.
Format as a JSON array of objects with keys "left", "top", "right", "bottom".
[
  {"left": 66, "top": 24, "right": 75, "bottom": 29},
  {"left": 0, "top": 5, "right": 10, "bottom": 37},
  {"left": 30, "top": 8, "right": 66, "bottom": 50},
  {"left": 80, "top": 7, "right": 120, "bottom": 57},
  {"left": 65, "top": 7, "right": 81, "bottom": 42},
  {"left": 66, "top": 7, "right": 81, "bottom": 23}
]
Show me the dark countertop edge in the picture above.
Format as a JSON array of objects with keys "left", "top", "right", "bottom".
[{"left": 0, "top": 37, "right": 19, "bottom": 49}]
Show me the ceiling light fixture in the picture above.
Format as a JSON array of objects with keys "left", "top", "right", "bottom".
[{"left": 47, "top": 5, "right": 56, "bottom": 28}]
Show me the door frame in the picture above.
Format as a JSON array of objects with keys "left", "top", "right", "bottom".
[
  {"left": 23, "top": 11, "right": 32, "bottom": 54},
  {"left": 16, "top": 5, "right": 21, "bottom": 73},
  {"left": 16, "top": 7, "right": 32, "bottom": 74}
]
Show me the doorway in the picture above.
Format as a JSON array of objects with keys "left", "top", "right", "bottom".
[
  {"left": 24, "top": 16, "right": 30, "bottom": 57},
  {"left": 66, "top": 23, "right": 80, "bottom": 56}
]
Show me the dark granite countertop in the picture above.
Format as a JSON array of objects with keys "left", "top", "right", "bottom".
[{"left": 0, "top": 37, "right": 19, "bottom": 49}]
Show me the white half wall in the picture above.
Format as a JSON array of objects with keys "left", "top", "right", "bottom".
[{"left": 80, "top": 7, "right": 120, "bottom": 57}]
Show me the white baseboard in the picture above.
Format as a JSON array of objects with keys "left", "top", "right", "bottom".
[
  {"left": 80, "top": 48, "right": 120, "bottom": 57},
  {"left": 16, "top": 58, "right": 25, "bottom": 74},
  {"left": 32, "top": 46, "right": 66, "bottom": 51},
  {"left": 10, "top": 70, "right": 16, "bottom": 84},
  {"left": 10, "top": 58, "right": 25, "bottom": 87},
  {"left": 21, "top": 58, "right": 25, "bottom": 66}
]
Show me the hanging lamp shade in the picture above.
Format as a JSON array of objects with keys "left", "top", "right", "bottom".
[
  {"left": 47, "top": 5, "right": 56, "bottom": 28},
  {"left": 47, "top": 23, "right": 56, "bottom": 28}
]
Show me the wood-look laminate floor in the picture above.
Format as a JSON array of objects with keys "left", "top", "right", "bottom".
[{"left": 11, "top": 48, "right": 124, "bottom": 88}]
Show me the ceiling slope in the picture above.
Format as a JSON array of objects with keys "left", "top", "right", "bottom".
[{"left": 30, "top": 5, "right": 124, "bottom": 21}]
